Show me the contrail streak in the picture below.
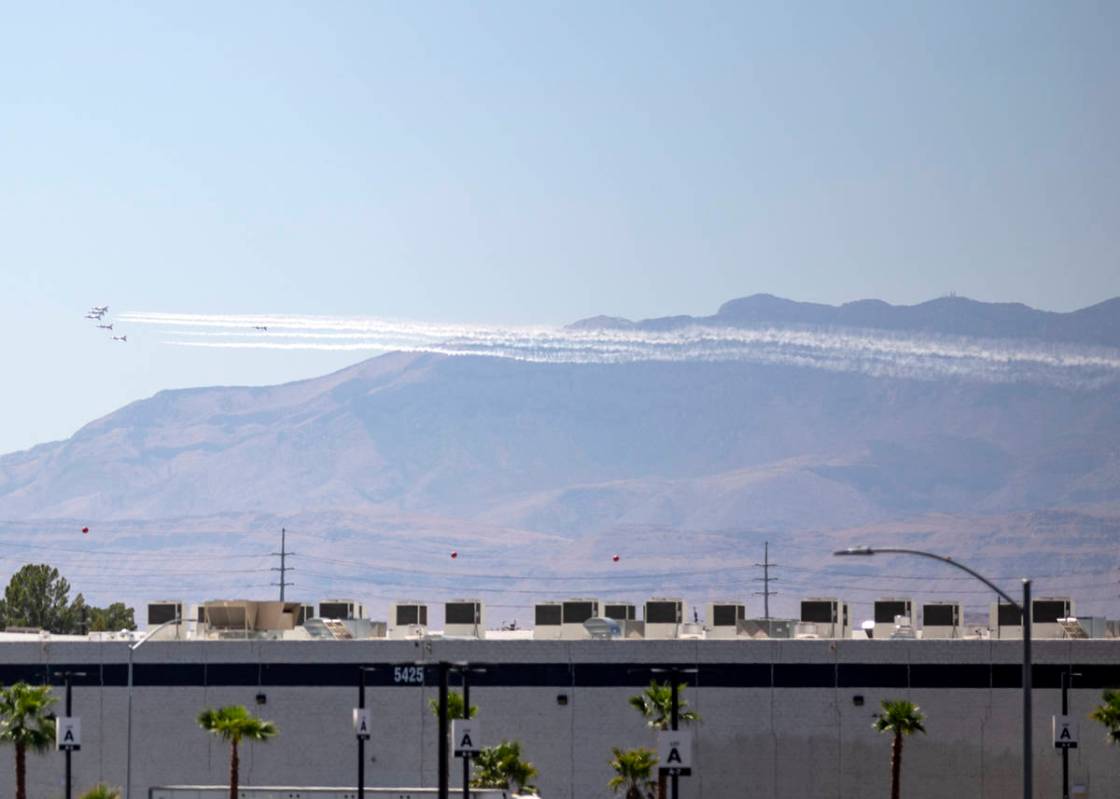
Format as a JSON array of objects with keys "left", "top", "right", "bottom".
[{"left": 120, "top": 310, "right": 1120, "bottom": 389}]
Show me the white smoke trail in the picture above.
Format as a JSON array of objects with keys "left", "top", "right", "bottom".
[{"left": 119, "top": 310, "right": 1120, "bottom": 389}]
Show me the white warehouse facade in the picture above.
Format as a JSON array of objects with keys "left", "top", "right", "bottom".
[{"left": 0, "top": 637, "right": 1118, "bottom": 798}]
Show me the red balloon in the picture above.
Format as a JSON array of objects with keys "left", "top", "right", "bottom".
[
  {"left": 81, "top": 527, "right": 89, "bottom": 534},
  {"left": 612, "top": 554, "right": 620, "bottom": 562},
  {"left": 450, "top": 550, "right": 458, "bottom": 559}
]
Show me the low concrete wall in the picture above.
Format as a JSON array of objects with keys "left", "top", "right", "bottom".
[
  {"left": 0, "top": 638, "right": 1117, "bottom": 799},
  {"left": 150, "top": 787, "right": 514, "bottom": 799}
]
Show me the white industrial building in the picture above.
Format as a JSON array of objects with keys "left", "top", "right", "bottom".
[
  {"left": 0, "top": 634, "right": 1118, "bottom": 799},
  {"left": 0, "top": 590, "right": 1117, "bottom": 799}
]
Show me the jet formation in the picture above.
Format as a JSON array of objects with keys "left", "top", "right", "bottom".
[{"left": 86, "top": 306, "right": 126, "bottom": 342}]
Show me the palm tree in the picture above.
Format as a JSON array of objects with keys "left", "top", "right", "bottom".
[
  {"left": 608, "top": 747, "right": 657, "bottom": 799},
  {"left": 80, "top": 785, "right": 122, "bottom": 799},
  {"left": 1089, "top": 689, "right": 1120, "bottom": 745},
  {"left": 628, "top": 681, "right": 699, "bottom": 799},
  {"left": 427, "top": 690, "right": 478, "bottom": 720},
  {"left": 470, "top": 740, "right": 539, "bottom": 794},
  {"left": 874, "top": 699, "right": 926, "bottom": 799},
  {"left": 628, "top": 681, "right": 700, "bottom": 731},
  {"left": 0, "top": 682, "right": 57, "bottom": 799},
  {"left": 197, "top": 705, "right": 277, "bottom": 799}
]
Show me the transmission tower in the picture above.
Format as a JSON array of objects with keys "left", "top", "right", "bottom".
[
  {"left": 752, "top": 541, "right": 779, "bottom": 620},
  {"left": 271, "top": 526, "right": 296, "bottom": 601}
]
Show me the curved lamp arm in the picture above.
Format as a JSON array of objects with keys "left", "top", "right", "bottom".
[{"left": 834, "top": 546, "right": 1022, "bottom": 610}]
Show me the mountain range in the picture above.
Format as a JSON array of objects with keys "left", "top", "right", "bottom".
[{"left": 1, "top": 294, "right": 1117, "bottom": 616}]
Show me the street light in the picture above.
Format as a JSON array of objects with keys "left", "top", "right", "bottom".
[
  {"left": 125, "top": 616, "right": 182, "bottom": 799},
  {"left": 356, "top": 666, "right": 377, "bottom": 799},
  {"left": 649, "top": 667, "right": 698, "bottom": 799},
  {"left": 52, "top": 669, "right": 88, "bottom": 799},
  {"left": 451, "top": 663, "right": 487, "bottom": 799},
  {"left": 834, "top": 546, "right": 1033, "bottom": 799},
  {"left": 1060, "top": 670, "right": 1081, "bottom": 799}
]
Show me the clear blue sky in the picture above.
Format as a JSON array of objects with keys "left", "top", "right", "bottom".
[{"left": 2, "top": 2, "right": 1118, "bottom": 455}]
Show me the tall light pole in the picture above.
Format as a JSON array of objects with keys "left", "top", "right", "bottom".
[
  {"left": 650, "top": 666, "right": 697, "bottom": 799},
  {"left": 125, "top": 616, "right": 181, "bottom": 799},
  {"left": 451, "top": 663, "right": 486, "bottom": 799},
  {"left": 53, "top": 669, "right": 88, "bottom": 799},
  {"left": 357, "top": 666, "right": 377, "bottom": 799},
  {"left": 834, "top": 546, "right": 1032, "bottom": 799}
]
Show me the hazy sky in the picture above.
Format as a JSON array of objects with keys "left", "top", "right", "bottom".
[{"left": 2, "top": 2, "right": 1118, "bottom": 455}]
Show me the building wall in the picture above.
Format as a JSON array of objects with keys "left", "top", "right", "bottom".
[{"left": 0, "top": 638, "right": 1117, "bottom": 799}]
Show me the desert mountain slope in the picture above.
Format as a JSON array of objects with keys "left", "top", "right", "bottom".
[{"left": 2, "top": 295, "right": 1118, "bottom": 532}]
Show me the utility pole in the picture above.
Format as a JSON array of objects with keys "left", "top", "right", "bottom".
[
  {"left": 753, "top": 541, "right": 779, "bottom": 633},
  {"left": 271, "top": 527, "right": 295, "bottom": 601}
]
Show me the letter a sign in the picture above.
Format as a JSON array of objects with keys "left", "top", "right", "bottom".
[
  {"left": 56, "top": 717, "right": 81, "bottom": 751},
  {"left": 452, "top": 719, "right": 481, "bottom": 758},
  {"left": 658, "top": 730, "right": 692, "bottom": 776},
  {"left": 1053, "top": 715, "right": 1079, "bottom": 749},
  {"left": 353, "top": 708, "right": 371, "bottom": 740}
]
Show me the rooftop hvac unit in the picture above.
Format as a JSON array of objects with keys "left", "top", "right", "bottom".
[
  {"left": 296, "top": 603, "right": 316, "bottom": 626},
  {"left": 872, "top": 598, "right": 913, "bottom": 640},
  {"left": 921, "top": 602, "right": 962, "bottom": 639},
  {"left": 1032, "top": 597, "right": 1074, "bottom": 640},
  {"left": 388, "top": 601, "right": 429, "bottom": 639},
  {"left": 145, "top": 600, "right": 187, "bottom": 640},
  {"left": 706, "top": 601, "right": 745, "bottom": 639},
  {"left": 990, "top": 601, "right": 1025, "bottom": 639},
  {"left": 799, "top": 598, "right": 850, "bottom": 639},
  {"left": 644, "top": 597, "right": 686, "bottom": 639},
  {"left": 318, "top": 599, "right": 366, "bottom": 621},
  {"left": 533, "top": 601, "right": 563, "bottom": 640},
  {"left": 147, "top": 600, "right": 184, "bottom": 627},
  {"left": 444, "top": 599, "right": 484, "bottom": 638},
  {"left": 197, "top": 600, "right": 301, "bottom": 636},
  {"left": 603, "top": 602, "right": 637, "bottom": 622},
  {"left": 561, "top": 598, "right": 601, "bottom": 640}
]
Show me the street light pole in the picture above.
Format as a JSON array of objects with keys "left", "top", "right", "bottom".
[
  {"left": 357, "top": 666, "right": 376, "bottom": 799},
  {"left": 462, "top": 670, "right": 471, "bottom": 799},
  {"left": 1022, "top": 578, "right": 1032, "bottom": 799},
  {"left": 834, "top": 547, "right": 1033, "bottom": 799},
  {"left": 1060, "top": 670, "right": 1080, "bottom": 799},
  {"left": 449, "top": 663, "right": 486, "bottom": 799},
  {"left": 438, "top": 661, "right": 449, "bottom": 799},
  {"left": 65, "top": 671, "right": 73, "bottom": 799},
  {"left": 650, "top": 666, "right": 695, "bottom": 799},
  {"left": 125, "top": 616, "right": 181, "bottom": 799},
  {"left": 670, "top": 680, "right": 679, "bottom": 799},
  {"left": 54, "top": 670, "right": 87, "bottom": 799}
]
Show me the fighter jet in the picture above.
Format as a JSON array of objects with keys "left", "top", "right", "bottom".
[
  {"left": 86, "top": 305, "right": 109, "bottom": 319},
  {"left": 97, "top": 323, "right": 113, "bottom": 331},
  {"left": 112, "top": 335, "right": 127, "bottom": 343},
  {"left": 253, "top": 325, "right": 268, "bottom": 331}
]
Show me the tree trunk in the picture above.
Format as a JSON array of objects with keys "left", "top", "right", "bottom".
[
  {"left": 15, "top": 742, "right": 26, "bottom": 799},
  {"left": 229, "top": 739, "right": 240, "bottom": 799},
  {"left": 657, "top": 770, "right": 666, "bottom": 799},
  {"left": 890, "top": 731, "right": 902, "bottom": 799}
]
